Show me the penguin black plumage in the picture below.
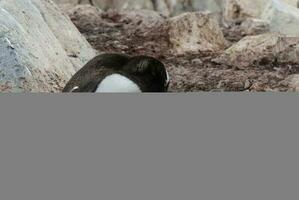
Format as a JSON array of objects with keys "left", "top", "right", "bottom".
[{"left": 62, "top": 53, "right": 170, "bottom": 93}]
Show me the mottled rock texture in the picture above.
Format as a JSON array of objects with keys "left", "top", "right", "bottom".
[{"left": 0, "top": 0, "right": 96, "bottom": 92}]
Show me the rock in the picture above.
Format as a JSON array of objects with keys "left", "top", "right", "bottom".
[
  {"left": 152, "top": 0, "right": 174, "bottom": 16},
  {"left": 261, "top": 0, "right": 299, "bottom": 36},
  {"left": 55, "top": 0, "right": 160, "bottom": 12},
  {"left": 155, "top": 0, "right": 225, "bottom": 17},
  {"left": 222, "top": 17, "right": 271, "bottom": 43},
  {"left": 155, "top": 0, "right": 225, "bottom": 18},
  {"left": 53, "top": 0, "right": 93, "bottom": 11},
  {"left": 54, "top": 0, "right": 96, "bottom": 6},
  {"left": 192, "top": 0, "right": 224, "bottom": 13},
  {"left": 55, "top": 0, "right": 226, "bottom": 17},
  {"left": 224, "top": 0, "right": 269, "bottom": 21},
  {"left": 54, "top": 0, "right": 78, "bottom": 5},
  {"left": 171, "top": 0, "right": 224, "bottom": 15},
  {"left": 67, "top": 4, "right": 102, "bottom": 24},
  {"left": 191, "top": 58, "right": 203, "bottom": 65},
  {"left": 0, "top": 0, "right": 96, "bottom": 92},
  {"left": 224, "top": 0, "right": 299, "bottom": 36},
  {"left": 240, "top": 18, "right": 270, "bottom": 35},
  {"left": 284, "top": 74, "right": 299, "bottom": 91},
  {"left": 167, "top": 12, "right": 227, "bottom": 55},
  {"left": 118, "top": 9, "right": 166, "bottom": 29},
  {"left": 91, "top": 0, "right": 154, "bottom": 11},
  {"left": 276, "top": 42, "right": 299, "bottom": 63},
  {"left": 224, "top": 0, "right": 298, "bottom": 21},
  {"left": 283, "top": 0, "right": 299, "bottom": 7},
  {"left": 214, "top": 33, "right": 299, "bottom": 68}
]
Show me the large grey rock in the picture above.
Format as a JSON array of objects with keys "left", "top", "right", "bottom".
[
  {"left": 0, "top": 0, "right": 96, "bottom": 92},
  {"left": 261, "top": 0, "right": 299, "bottom": 36},
  {"left": 224, "top": 0, "right": 268, "bottom": 21},
  {"left": 283, "top": 0, "right": 299, "bottom": 7},
  {"left": 285, "top": 73, "right": 299, "bottom": 91},
  {"left": 54, "top": 0, "right": 226, "bottom": 17},
  {"left": 152, "top": 0, "right": 176, "bottom": 16},
  {"left": 54, "top": 0, "right": 78, "bottom": 5},
  {"left": 167, "top": 12, "right": 227, "bottom": 55},
  {"left": 86, "top": 0, "right": 154, "bottom": 11},
  {"left": 55, "top": 0, "right": 299, "bottom": 18},
  {"left": 239, "top": 18, "right": 271, "bottom": 35},
  {"left": 119, "top": 9, "right": 165, "bottom": 29},
  {"left": 224, "top": 0, "right": 299, "bottom": 20},
  {"left": 224, "top": 0, "right": 299, "bottom": 36},
  {"left": 164, "top": 0, "right": 224, "bottom": 16},
  {"left": 214, "top": 33, "right": 299, "bottom": 68}
]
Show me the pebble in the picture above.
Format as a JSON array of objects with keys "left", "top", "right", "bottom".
[
  {"left": 244, "top": 79, "right": 251, "bottom": 89},
  {"left": 191, "top": 58, "right": 203, "bottom": 65}
]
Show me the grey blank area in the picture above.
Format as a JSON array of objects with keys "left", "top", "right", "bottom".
[{"left": 0, "top": 94, "right": 298, "bottom": 200}]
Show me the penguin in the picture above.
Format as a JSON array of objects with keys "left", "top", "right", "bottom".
[{"left": 62, "top": 53, "right": 170, "bottom": 93}]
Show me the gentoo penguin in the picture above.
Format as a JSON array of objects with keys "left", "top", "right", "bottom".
[{"left": 62, "top": 53, "right": 170, "bottom": 93}]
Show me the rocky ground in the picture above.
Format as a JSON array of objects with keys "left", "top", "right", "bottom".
[
  {"left": 1, "top": 0, "right": 299, "bottom": 92},
  {"left": 62, "top": 4, "right": 298, "bottom": 92}
]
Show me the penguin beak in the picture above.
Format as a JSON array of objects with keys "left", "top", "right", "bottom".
[
  {"left": 164, "top": 70, "right": 170, "bottom": 92},
  {"left": 165, "top": 83, "right": 169, "bottom": 92},
  {"left": 70, "top": 86, "right": 79, "bottom": 92}
]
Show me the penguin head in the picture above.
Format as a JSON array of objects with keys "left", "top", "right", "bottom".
[
  {"left": 63, "top": 53, "right": 170, "bottom": 93},
  {"left": 122, "top": 56, "right": 170, "bottom": 92}
]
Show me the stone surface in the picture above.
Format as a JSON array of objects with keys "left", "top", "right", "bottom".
[
  {"left": 239, "top": 18, "right": 271, "bottom": 35},
  {"left": 66, "top": 4, "right": 102, "bottom": 23},
  {"left": 54, "top": 0, "right": 226, "bottom": 16},
  {"left": 93, "top": 0, "right": 154, "bottom": 11},
  {"left": 283, "top": 0, "right": 299, "bottom": 7},
  {"left": 118, "top": 9, "right": 166, "bottom": 29},
  {"left": 0, "top": 0, "right": 96, "bottom": 92},
  {"left": 65, "top": 3, "right": 299, "bottom": 92},
  {"left": 224, "top": 0, "right": 299, "bottom": 20},
  {"left": 224, "top": 0, "right": 299, "bottom": 36},
  {"left": 214, "top": 33, "right": 299, "bottom": 68},
  {"left": 224, "top": 0, "right": 268, "bottom": 21},
  {"left": 167, "top": 12, "right": 227, "bottom": 55},
  {"left": 285, "top": 74, "right": 299, "bottom": 91},
  {"left": 261, "top": 0, "right": 299, "bottom": 36}
]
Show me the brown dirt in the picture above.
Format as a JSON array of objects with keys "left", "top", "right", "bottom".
[{"left": 67, "top": 6, "right": 297, "bottom": 92}]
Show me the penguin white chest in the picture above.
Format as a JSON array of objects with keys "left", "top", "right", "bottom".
[{"left": 96, "top": 74, "right": 142, "bottom": 93}]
